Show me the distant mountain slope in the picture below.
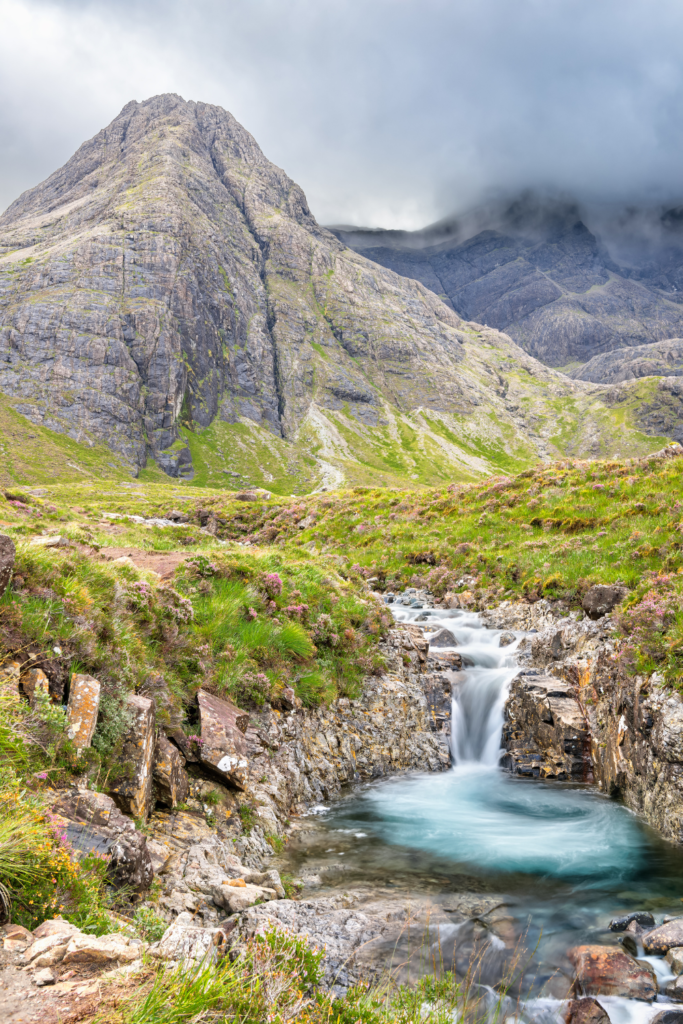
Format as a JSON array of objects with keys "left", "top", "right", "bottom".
[
  {"left": 0, "top": 103, "right": 677, "bottom": 487},
  {"left": 331, "top": 194, "right": 683, "bottom": 369}
]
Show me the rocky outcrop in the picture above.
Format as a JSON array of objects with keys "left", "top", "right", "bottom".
[
  {"left": 108, "top": 693, "right": 155, "bottom": 820},
  {"left": 575, "top": 339, "right": 683, "bottom": 384},
  {"left": 502, "top": 674, "right": 590, "bottom": 780},
  {"left": 52, "top": 788, "right": 154, "bottom": 892},
  {"left": 65, "top": 673, "right": 101, "bottom": 750},
  {"left": 490, "top": 598, "right": 683, "bottom": 844}
]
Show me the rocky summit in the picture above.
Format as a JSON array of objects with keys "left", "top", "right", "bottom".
[{"left": 0, "top": 97, "right": 680, "bottom": 487}]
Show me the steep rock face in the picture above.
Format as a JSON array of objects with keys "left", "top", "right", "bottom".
[
  {"left": 574, "top": 339, "right": 683, "bottom": 384},
  {"left": 0, "top": 94, "right": 473, "bottom": 476},
  {"left": 0, "top": 97, "right": 675, "bottom": 482},
  {"left": 333, "top": 198, "right": 683, "bottom": 369}
]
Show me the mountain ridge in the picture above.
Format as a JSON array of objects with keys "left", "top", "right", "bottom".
[{"left": 0, "top": 98, "right": 677, "bottom": 489}]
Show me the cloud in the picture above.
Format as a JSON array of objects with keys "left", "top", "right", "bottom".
[{"left": 2, "top": 0, "right": 683, "bottom": 227}]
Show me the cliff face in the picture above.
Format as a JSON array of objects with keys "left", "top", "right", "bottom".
[
  {"left": 333, "top": 199, "right": 683, "bottom": 371},
  {"left": 0, "top": 97, "right": 677, "bottom": 484}
]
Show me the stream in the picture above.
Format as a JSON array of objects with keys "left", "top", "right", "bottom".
[{"left": 279, "top": 602, "right": 683, "bottom": 1023}]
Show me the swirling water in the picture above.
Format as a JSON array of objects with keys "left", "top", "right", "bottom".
[{"left": 284, "top": 602, "right": 683, "bottom": 1018}]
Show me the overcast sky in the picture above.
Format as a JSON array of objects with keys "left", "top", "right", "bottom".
[{"left": 2, "top": 0, "right": 683, "bottom": 228}]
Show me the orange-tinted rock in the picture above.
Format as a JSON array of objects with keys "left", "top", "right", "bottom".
[
  {"left": 643, "top": 918, "right": 683, "bottom": 955},
  {"left": 109, "top": 694, "right": 156, "bottom": 820},
  {"left": 564, "top": 998, "right": 610, "bottom": 1024},
  {"left": 197, "top": 689, "right": 250, "bottom": 787},
  {"left": 567, "top": 944, "right": 657, "bottom": 1001},
  {"left": 66, "top": 673, "right": 101, "bottom": 750},
  {"left": 20, "top": 666, "right": 50, "bottom": 706},
  {"left": 154, "top": 732, "right": 189, "bottom": 808}
]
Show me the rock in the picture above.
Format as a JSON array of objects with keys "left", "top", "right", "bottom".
[
  {"left": 149, "top": 912, "right": 230, "bottom": 962},
  {"left": 428, "top": 628, "right": 457, "bottom": 648},
  {"left": 24, "top": 931, "right": 77, "bottom": 963},
  {"left": 62, "top": 932, "right": 139, "bottom": 965},
  {"left": 667, "top": 977, "right": 683, "bottom": 1003},
  {"left": 34, "top": 967, "right": 56, "bottom": 987},
  {"left": 0, "top": 535, "right": 15, "bottom": 595},
  {"left": 32, "top": 918, "right": 80, "bottom": 940},
  {"left": 503, "top": 675, "right": 590, "bottom": 780},
  {"left": 567, "top": 944, "right": 658, "bottom": 1000},
  {"left": 2, "top": 922, "right": 33, "bottom": 952},
  {"left": 66, "top": 673, "right": 101, "bottom": 750},
  {"left": 33, "top": 943, "right": 69, "bottom": 968},
  {"left": 652, "top": 1010, "right": 683, "bottom": 1024},
  {"left": 0, "top": 660, "right": 21, "bottom": 695},
  {"left": 197, "top": 689, "right": 250, "bottom": 786},
  {"left": 154, "top": 732, "right": 189, "bottom": 808},
  {"left": 563, "top": 998, "right": 610, "bottom": 1024},
  {"left": 644, "top": 918, "right": 683, "bottom": 954},
  {"left": 52, "top": 789, "right": 153, "bottom": 892},
  {"left": 30, "top": 535, "right": 68, "bottom": 548},
  {"left": 668, "top": 948, "right": 683, "bottom": 975},
  {"left": 212, "top": 881, "right": 275, "bottom": 913},
  {"left": 20, "top": 667, "right": 50, "bottom": 706},
  {"left": 610, "top": 912, "right": 655, "bottom": 932},
  {"left": 581, "top": 585, "right": 628, "bottom": 621},
  {"left": 499, "top": 632, "right": 516, "bottom": 647},
  {"left": 109, "top": 693, "right": 156, "bottom": 820}
]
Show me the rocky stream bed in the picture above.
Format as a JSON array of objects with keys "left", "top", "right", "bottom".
[{"left": 5, "top": 587, "right": 683, "bottom": 1024}]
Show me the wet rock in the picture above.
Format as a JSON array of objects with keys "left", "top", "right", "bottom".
[
  {"left": 109, "top": 693, "right": 156, "bottom": 819},
  {"left": 63, "top": 932, "right": 140, "bottom": 965},
  {"left": 667, "top": 977, "right": 683, "bottom": 1002},
  {"left": 567, "top": 944, "right": 657, "bottom": 1000},
  {"left": 652, "top": 1009, "right": 683, "bottom": 1024},
  {"left": 610, "top": 912, "right": 655, "bottom": 932},
  {"left": 52, "top": 789, "right": 153, "bottom": 892},
  {"left": 668, "top": 948, "right": 683, "bottom": 974},
  {"left": 581, "top": 585, "right": 628, "bottom": 621},
  {"left": 34, "top": 967, "right": 56, "bottom": 987},
  {"left": 66, "top": 673, "right": 101, "bottom": 750},
  {"left": 564, "top": 997, "right": 610, "bottom": 1024},
  {"left": 0, "top": 535, "right": 15, "bottom": 595},
  {"left": 428, "top": 628, "right": 457, "bottom": 648},
  {"left": 644, "top": 918, "right": 683, "bottom": 954},
  {"left": 499, "top": 632, "right": 516, "bottom": 647},
  {"left": 154, "top": 733, "right": 189, "bottom": 808},
  {"left": 198, "top": 689, "right": 250, "bottom": 787},
  {"left": 20, "top": 667, "right": 50, "bottom": 706}
]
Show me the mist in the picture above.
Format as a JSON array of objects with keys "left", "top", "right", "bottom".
[{"left": 2, "top": 0, "right": 683, "bottom": 229}]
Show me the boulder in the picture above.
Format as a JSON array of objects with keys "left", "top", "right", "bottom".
[
  {"left": 0, "top": 534, "right": 15, "bottom": 595},
  {"left": 2, "top": 922, "right": 33, "bottom": 951},
  {"left": 24, "top": 931, "right": 77, "bottom": 963},
  {"left": 581, "top": 585, "right": 628, "bottom": 621},
  {"left": 499, "top": 631, "right": 516, "bottom": 647},
  {"left": 212, "top": 881, "right": 276, "bottom": 913},
  {"left": 652, "top": 1010, "right": 683, "bottom": 1024},
  {"left": 109, "top": 693, "right": 156, "bottom": 820},
  {"left": 668, "top": 948, "right": 683, "bottom": 974},
  {"left": 34, "top": 967, "right": 56, "bottom": 986},
  {"left": 149, "top": 912, "right": 230, "bottom": 962},
  {"left": 197, "top": 690, "right": 250, "bottom": 787},
  {"left": 154, "top": 732, "right": 189, "bottom": 808},
  {"left": 643, "top": 917, "right": 683, "bottom": 955},
  {"left": 609, "top": 911, "right": 655, "bottom": 932},
  {"left": 66, "top": 673, "right": 101, "bottom": 750},
  {"left": 563, "top": 998, "right": 610, "bottom": 1024},
  {"left": 667, "top": 977, "right": 683, "bottom": 1003},
  {"left": 52, "top": 789, "right": 153, "bottom": 892},
  {"left": 32, "top": 917, "right": 80, "bottom": 940},
  {"left": 428, "top": 628, "right": 457, "bottom": 648},
  {"left": 567, "top": 944, "right": 657, "bottom": 1001},
  {"left": 20, "top": 667, "right": 50, "bottom": 706},
  {"left": 63, "top": 932, "right": 140, "bottom": 965}
]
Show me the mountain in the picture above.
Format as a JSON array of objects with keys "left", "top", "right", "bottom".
[
  {"left": 0, "top": 99, "right": 678, "bottom": 489},
  {"left": 331, "top": 193, "right": 683, "bottom": 371}
]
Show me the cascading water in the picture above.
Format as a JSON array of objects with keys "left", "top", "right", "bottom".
[{"left": 282, "top": 596, "right": 683, "bottom": 1019}]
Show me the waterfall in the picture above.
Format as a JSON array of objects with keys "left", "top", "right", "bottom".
[{"left": 391, "top": 602, "right": 519, "bottom": 768}]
